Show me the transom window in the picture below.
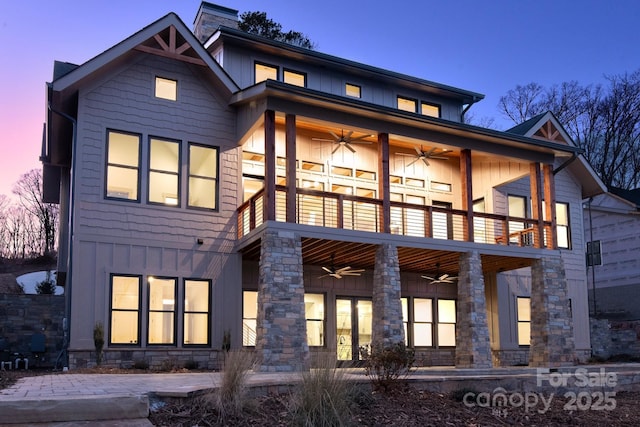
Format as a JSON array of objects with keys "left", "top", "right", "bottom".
[
  {"left": 148, "top": 137, "right": 180, "bottom": 206},
  {"left": 517, "top": 297, "right": 531, "bottom": 346},
  {"left": 397, "top": 96, "right": 417, "bottom": 113},
  {"left": 106, "top": 130, "right": 141, "bottom": 201},
  {"left": 183, "top": 280, "right": 210, "bottom": 345},
  {"left": 155, "top": 77, "right": 177, "bottom": 101},
  {"left": 284, "top": 69, "right": 306, "bottom": 87},
  {"left": 346, "top": 83, "right": 361, "bottom": 98},
  {"left": 110, "top": 275, "right": 141, "bottom": 345},
  {"left": 255, "top": 62, "right": 278, "bottom": 83},
  {"left": 147, "top": 277, "right": 176, "bottom": 345}
]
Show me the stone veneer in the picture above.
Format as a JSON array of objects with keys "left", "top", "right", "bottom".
[
  {"left": 455, "top": 251, "right": 493, "bottom": 368},
  {"left": 254, "top": 229, "right": 309, "bottom": 372},
  {"left": 371, "top": 244, "right": 405, "bottom": 348},
  {"left": 529, "top": 256, "right": 575, "bottom": 367}
]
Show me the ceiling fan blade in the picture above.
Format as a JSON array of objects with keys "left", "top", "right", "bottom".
[
  {"left": 332, "top": 273, "right": 342, "bottom": 279},
  {"left": 414, "top": 146, "right": 423, "bottom": 156},
  {"left": 407, "top": 158, "right": 419, "bottom": 167},
  {"left": 349, "top": 134, "right": 372, "bottom": 142},
  {"left": 335, "top": 266, "right": 352, "bottom": 273},
  {"left": 312, "top": 138, "right": 335, "bottom": 142},
  {"left": 329, "top": 130, "right": 340, "bottom": 141},
  {"left": 426, "top": 147, "right": 438, "bottom": 156},
  {"left": 322, "top": 266, "right": 333, "bottom": 274},
  {"left": 345, "top": 269, "right": 365, "bottom": 274},
  {"left": 440, "top": 274, "right": 449, "bottom": 280},
  {"left": 421, "top": 157, "right": 430, "bottom": 166},
  {"left": 345, "top": 143, "right": 356, "bottom": 153},
  {"left": 345, "top": 130, "right": 354, "bottom": 140},
  {"left": 421, "top": 275, "right": 435, "bottom": 281},
  {"left": 429, "top": 156, "right": 449, "bottom": 161},
  {"left": 395, "top": 152, "right": 414, "bottom": 157},
  {"left": 349, "top": 140, "right": 372, "bottom": 145},
  {"left": 332, "top": 144, "right": 341, "bottom": 154}
]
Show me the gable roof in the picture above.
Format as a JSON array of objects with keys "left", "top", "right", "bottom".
[
  {"left": 507, "top": 111, "right": 606, "bottom": 198},
  {"left": 609, "top": 187, "right": 640, "bottom": 208},
  {"left": 50, "top": 12, "right": 239, "bottom": 96}
]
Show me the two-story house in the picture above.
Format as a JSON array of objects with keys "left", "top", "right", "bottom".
[{"left": 42, "top": 2, "right": 604, "bottom": 371}]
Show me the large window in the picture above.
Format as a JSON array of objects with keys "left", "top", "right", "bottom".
[
  {"left": 516, "top": 297, "right": 531, "bottom": 346},
  {"left": 305, "top": 293, "right": 325, "bottom": 346},
  {"left": 110, "top": 275, "right": 141, "bottom": 345},
  {"left": 413, "top": 298, "right": 434, "bottom": 346},
  {"left": 188, "top": 144, "right": 218, "bottom": 209},
  {"left": 255, "top": 62, "right": 278, "bottom": 83},
  {"left": 106, "top": 130, "right": 141, "bottom": 201},
  {"left": 148, "top": 137, "right": 180, "bottom": 206},
  {"left": 148, "top": 277, "right": 176, "bottom": 345},
  {"left": 437, "top": 299, "right": 456, "bottom": 346},
  {"left": 183, "top": 280, "right": 210, "bottom": 345}
]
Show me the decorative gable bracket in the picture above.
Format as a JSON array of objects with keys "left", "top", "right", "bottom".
[{"left": 134, "top": 25, "right": 206, "bottom": 66}]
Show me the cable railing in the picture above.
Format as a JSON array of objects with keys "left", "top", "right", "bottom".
[{"left": 237, "top": 186, "right": 555, "bottom": 249}]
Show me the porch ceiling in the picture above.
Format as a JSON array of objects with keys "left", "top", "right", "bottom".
[{"left": 239, "top": 237, "right": 534, "bottom": 276}]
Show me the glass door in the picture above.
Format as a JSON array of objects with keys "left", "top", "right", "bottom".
[{"left": 336, "top": 298, "right": 372, "bottom": 361}]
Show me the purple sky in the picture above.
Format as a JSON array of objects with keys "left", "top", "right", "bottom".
[{"left": 2, "top": 0, "right": 639, "bottom": 199}]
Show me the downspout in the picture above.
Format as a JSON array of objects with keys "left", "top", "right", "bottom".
[
  {"left": 48, "top": 104, "right": 77, "bottom": 370},
  {"left": 587, "top": 196, "right": 597, "bottom": 317}
]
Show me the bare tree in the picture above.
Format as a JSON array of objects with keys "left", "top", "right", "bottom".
[
  {"left": 12, "top": 169, "right": 59, "bottom": 257},
  {"left": 498, "top": 71, "right": 640, "bottom": 190}
]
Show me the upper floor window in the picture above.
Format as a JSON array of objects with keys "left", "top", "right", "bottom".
[
  {"left": 155, "top": 77, "right": 177, "bottom": 101},
  {"left": 421, "top": 102, "right": 440, "bottom": 118},
  {"left": 188, "top": 144, "right": 218, "bottom": 210},
  {"left": 284, "top": 69, "right": 306, "bottom": 87},
  {"left": 397, "top": 96, "right": 417, "bottom": 113},
  {"left": 255, "top": 62, "right": 278, "bottom": 83},
  {"left": 106, "top": 130, "right": 141, "bottom": 201},
  {"left": 346, "top": 83, "right": 361, "bottom": 98},
  {"left": 148, "top": 137, "right": 180, "bottom": 206},
  {"left": 556, "top": 202, "right": 571, "bottom": 249}
]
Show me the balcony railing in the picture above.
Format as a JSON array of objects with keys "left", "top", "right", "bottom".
[{"left": 237, "top": 186, "right": 555, "bottom": 249}]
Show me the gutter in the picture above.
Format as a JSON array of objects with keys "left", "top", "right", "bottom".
[{"left": 48, "top": 104, "right": 77, "bottom": 370}]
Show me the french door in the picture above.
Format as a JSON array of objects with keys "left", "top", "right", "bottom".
[{"left": 336, "top": 298, "right": 372, "bottom": 361}]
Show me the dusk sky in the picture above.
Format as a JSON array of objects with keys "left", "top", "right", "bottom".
[{"left": 1, "top": 0, "right": 639, "bottom": 199}]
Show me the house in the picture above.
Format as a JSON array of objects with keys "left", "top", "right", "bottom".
[
  {"left": 42, "top": 2, "right": 605, "bottom": 371},
  {"left": 584, "top": 187, "right": 640, "bottom": 320}
]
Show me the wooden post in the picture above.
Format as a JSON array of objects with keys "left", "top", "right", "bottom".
[
  {"left": 460, "top": 149, "right": 474, "bottom": 242},
  {"left": 530, "top": 162, "right": 544, "bottom": 248},
  {"left": 378, "top": 133, "right": 390, "bottom": 234},
  {"left": 285, "top": 114, "right": 296, "bottom": 223},
  {"left": 543, "top": 164, "right": 557, "bottom": 249},
  {"left": 264, "top": 110, "right": 276, "bottom": 221}
]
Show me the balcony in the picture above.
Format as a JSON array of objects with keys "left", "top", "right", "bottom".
[{"left": 237, "top": 186, "right": 554, "bottom": 250}]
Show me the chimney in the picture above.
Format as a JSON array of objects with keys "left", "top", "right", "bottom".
[{"left": 193, "top": 2, "right": 239, "bottom": 43}]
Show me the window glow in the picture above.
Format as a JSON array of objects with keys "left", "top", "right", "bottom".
[
  {"left": 110, "top": 275, "right": 140, "bottom": 344},
  {"left": 421, "top": 102, "right": 440, "bottom": 118},
  {"left": 517, "top": 297, "right": 531, "bottom": 346},
  {"left": 305, "top": 293, "right": 325, "bottom": 346},
  {"left": 255, "top": 62, "right": 277, "bottom": 83},
  {"left": 346, "top": 83, "right": 361, "bottom": 98},
  {"left": 149, "top": 138, "right": 179, "bottom": 205},
  {"left": 148, "top": 277, "right": 176, "bottom": 345},
  {"left": 184, "top": 280, "right": 210, "bottom": 345},
  {"left": 106, "top": 131, "right": 140, "bottom": 200},
  {"left": 155, "top": 77, "right": 177, "bottom": 101},
  {"left": 243, "top": 291, "right": 258, "bottom": 346},
  {"left": 189, "top": 144, "right": 218, "bottom": 209},
  {"left": 397, "top": 96, "right": 417, "bottom": 112},
  {"left": 284, "top": 70, "right": 306, "bottom": 87},
  {"left": 437, "top": 299, "right": 456, "bottom": 346}
]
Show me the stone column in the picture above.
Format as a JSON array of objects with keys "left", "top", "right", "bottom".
[
  {"left": 255, "top": 229, "right": 309, "bottom": 372},
  {"left": 455, "top": 250, "right": 493, "bottom": 368},
  {"left": 529, "top": 256, "right": 575, "bottom": 367},
  {"left": 371, "top": 243, "right": 405, "bottom": 348}
]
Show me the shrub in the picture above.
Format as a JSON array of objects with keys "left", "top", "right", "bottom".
[
  {"left": 35, "top": 279, "right": 57, "bottom": 294},
  {"left": 363, "top": 342, "right": 415, "bottom": 391},
  {"left": 93, "top": 322, "right": 104, "bottom": 366},
  {"left": 216, "top": 350, "right": 255, "bottom": 417},
  {"left": 289, "top": 355, "right": 356, "bottom": 426}
]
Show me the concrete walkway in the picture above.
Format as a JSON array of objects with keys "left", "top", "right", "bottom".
[{"left": 2, "top": 364, "right": 640, "bottom": 425}]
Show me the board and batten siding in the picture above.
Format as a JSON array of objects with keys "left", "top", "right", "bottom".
[{"left": 67, "top": 53, "right": 243, "bottom": 351}]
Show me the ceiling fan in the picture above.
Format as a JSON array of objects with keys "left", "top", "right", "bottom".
[
  {"left": 421, "top": 263, "right": 458, "bottom": 284},
  {"left": 396, "top": 145, "right": 451, "bottom": 166},
  {"left": 320, "top": 254, "right": 365, "bottom": 279},
  {"left": 312, "top": 129, "right": 373, "bottom": 154}
]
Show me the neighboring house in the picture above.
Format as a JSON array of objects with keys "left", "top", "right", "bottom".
[
  {"left": 42, "top": 2, "right": 604, "bottom": 371},
  {"left": 584, "top": 187, "right": 640, "bottom": 320}
]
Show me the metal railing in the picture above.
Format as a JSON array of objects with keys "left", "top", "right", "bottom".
[{"left": 237, "top": 186, "right": 555, "bottom": 249}]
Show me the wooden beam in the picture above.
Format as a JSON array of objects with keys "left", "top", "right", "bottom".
[
  {"left": 378, "top": 132, "right": 390, "bottom": 234},
  {"left": 134, "top": 45, "right": 206, "bottom": 66},
  {"left": 544, "top": 164, "right": 557, "bottom": 249},
  {"left": 460, "top": 149, "right": 474, "bottom": 241},
  {"left": 286, "top": 114, "right": 297, "bottom": 223},
  {"left": 530, "top": 162, "right": 544, "bottom": 248},
  {"left": 264, "top": 110, "right": 276, "bottom": 221}
]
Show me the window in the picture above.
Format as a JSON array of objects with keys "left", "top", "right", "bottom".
[
  {"left": 106, "top": 130, "right": 141, "bottom": 201},
  {"left": 413, "top": 298, "right": 433, "bottom": 347},
  {"left": 516, "top": 297, "right": 531, "bottom": 346},
  {"left": 243, "top": 291, "right": 258, "bottom": 346},
  {"left": 305, "top": 293, "right": 325, "bottom": 346},
  {"left": 346, "top": 83, "right": 361, "bottom": 98},
  {"left": 508, "top": 195, "right": 529, "bottom": 244},
  {"left": 401, "top": 298, "right": 409, "bottom": 344},
  {"left": 421, "top": 102, "right": 440, "bottom": 118},
  {"left": 587, "top": 240, "right": 602, "bottom": 266},
  {"left": 284, "top": 69, "right": 306, "bottom": 87},
  {"left": 155, "top": 77, "right": 177, "bottom": 101},
  {"left": 148, "top": 277, "right": 176, "bottom": 345},
  {"left": 437, "top": 299, "right": 456, "bottom": 346},
  {"left": 430, "top": 181, "right": 452, "bottom": 192},
  {"left": 184, "top": 280, "right": 210, "bottom": 345},
  {"left": 110, "top": 275, "right": 141, "bottom": 345},
  {"left": 148, "top": 137, "right": 180, "bottom": 205},
  {"left": 556, "top": 202, "right": 570, "bottom": 249},
  {"left": 255, "top": 62, "right": 278, "bottom": 83},
  {"left": 188, "top": 144, "right": 218, "bottom": 209},
  {"left": 397, "top": 96, "right": 417, "bottom": 113}
]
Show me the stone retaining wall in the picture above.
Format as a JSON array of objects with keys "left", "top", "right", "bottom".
[{"left": 591, "top": 318, "right": 640, "bottom": 360}]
